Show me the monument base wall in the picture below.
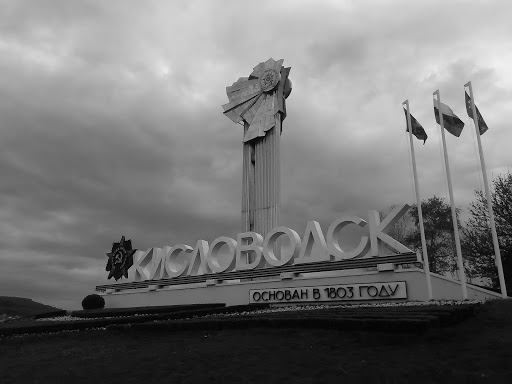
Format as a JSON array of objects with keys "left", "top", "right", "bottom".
[{"left": 100, "top": 268, "right": 501, "bottom": 309}]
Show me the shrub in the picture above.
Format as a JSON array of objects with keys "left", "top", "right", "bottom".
[
  {"left": 34, "top": 310, "right": 68, "bottom": 319},
  {"left": 81, "top": 294, "right": 105, "bottom": 310}
]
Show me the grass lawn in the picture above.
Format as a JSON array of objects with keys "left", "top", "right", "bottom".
[{"left": 1, "top": 300, "right": 511, "bottom": 383}]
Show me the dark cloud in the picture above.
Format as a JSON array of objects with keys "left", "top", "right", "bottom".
[{"left": 0, "top": 0, "right": 511, "bottom": 309}]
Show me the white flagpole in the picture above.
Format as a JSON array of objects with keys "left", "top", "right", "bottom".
[
  {"left": 433, "top": 90, "right": 468, "bottom": 300},
  {"left": 403, "top": 100, "right": 433, "bottom": 300},
  {"left": 464, "top": 81, "right": 507, "bottom": 298}
]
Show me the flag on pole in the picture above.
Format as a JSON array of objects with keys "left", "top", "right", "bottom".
[
  {"left": 403, "top": 108, "right": 427, "bottom": 144},
  {"left": 434, "top": 102, "right": 465, "bottom": 137},
  {"left": 465, "top": 91, "right": 489, "bottom": 135}
]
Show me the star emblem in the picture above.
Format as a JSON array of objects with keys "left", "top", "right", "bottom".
[{"left": 106, "top": 236, "right": 136, "bottom": 281}]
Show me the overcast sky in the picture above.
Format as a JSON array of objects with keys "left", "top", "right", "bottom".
[{"left": 1, "top": 0, "right": 511, "bottom": 310}]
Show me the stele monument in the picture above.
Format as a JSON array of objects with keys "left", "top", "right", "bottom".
[
  {"left": 95, "top": 58, "right": 502, "bottom": 307},
  {"left": 222, "top": 58, "right": 291, "bottom": 237}
]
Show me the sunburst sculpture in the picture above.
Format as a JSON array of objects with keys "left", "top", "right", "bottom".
[
  {"left": 222, "top": 58, "right": 292, "bottom": 142},
  {"left": 106, "top": 236, "right": 136, "bottom": 281}
]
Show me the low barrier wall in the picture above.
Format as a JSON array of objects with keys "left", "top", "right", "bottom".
[{"left": 101, "top": 268, "right": 501, "bottom": 308}]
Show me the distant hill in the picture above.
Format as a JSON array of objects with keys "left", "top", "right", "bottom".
[{"left": 0, "top": 296, "right": 63, "bottom": 317}]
